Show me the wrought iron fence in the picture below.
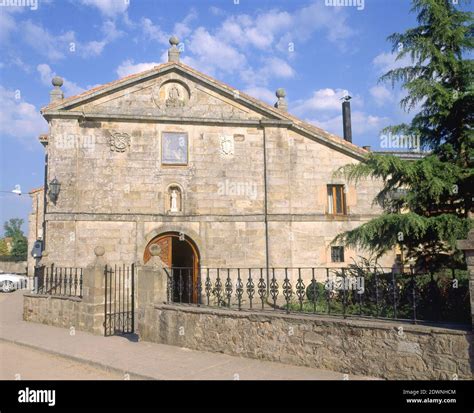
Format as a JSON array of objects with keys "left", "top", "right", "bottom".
[
  {"left": 34, "top": 264, "right": 83, "bottom": 298},
  {"left": 165, "top": 267, "right": 470, "bottom": 325},
  {"left": 104, "top": 264, "right": 135, "bottom": 336}
]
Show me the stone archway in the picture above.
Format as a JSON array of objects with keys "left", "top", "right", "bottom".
[{"left": 143, "top": 231, "right": 200, "bottom": 303}]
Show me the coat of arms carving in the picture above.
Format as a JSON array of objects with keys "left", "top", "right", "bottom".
[
  {"left": 108, "top": 132, "right": 131, "bottom": 152},
  {"left": 220, "top": 135, "right": 234, "bottom": 157}
]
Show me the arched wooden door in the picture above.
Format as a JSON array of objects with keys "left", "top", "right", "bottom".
[{"left": 143, "top": 232, "right": 200, "bottom": 303}]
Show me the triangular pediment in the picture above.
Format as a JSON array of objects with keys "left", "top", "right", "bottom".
[
  {"left": 43, "top": 64, "right": 273, "bottom": 121},
  {"left": 41, "top": 62, "right": 368, "bottom": 160}
]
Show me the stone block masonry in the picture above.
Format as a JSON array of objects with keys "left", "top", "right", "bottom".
[
  {"left": 0, "top": 261, "right": 27, "bottom": 274},
  {"left": 23, "top": 248, "right": 108, "bottom": 336},
  {"left": 139, "top": 304, "right": 473, "bottom": 380}
]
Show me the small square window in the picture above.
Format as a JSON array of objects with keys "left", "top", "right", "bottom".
[
  {"left": 162, "top": 132, "right": 188, "bottom": 165},
  {"left": 331, "top": 246, "right": 345, "bottom": 263}
]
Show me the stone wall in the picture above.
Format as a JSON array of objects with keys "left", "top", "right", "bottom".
[
  {"left": 23, "top": 252, "right": 108, "bottom": 336},
  {"left": 139, "top": 304, "right": 473, "bottom": 380},
  {"left": 0, "top": 261, "right": 27, "bottom": 274},
  {"left": 23, "top": 294, "right": 83, "bottom": 329},
  {"left": 28, "top": 187, "right": 44, "bottom": 276}
]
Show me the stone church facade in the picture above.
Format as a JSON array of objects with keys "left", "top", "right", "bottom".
[{"left": 31, "top": 37, "right": 394, "bottom": 281}]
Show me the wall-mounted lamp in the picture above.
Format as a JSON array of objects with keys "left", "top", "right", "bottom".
[{"left": 48, "top": 177, "right": 61, "bottom": 204}]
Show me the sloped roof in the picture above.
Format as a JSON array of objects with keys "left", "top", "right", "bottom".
[
  {"left": 29, "top": 187, "right": 44, "bottom": 195},
  {"left": 41, "top": 61, "right": 368, "bottom": 159}
]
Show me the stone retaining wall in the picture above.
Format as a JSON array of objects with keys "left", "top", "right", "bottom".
[
  {"left": 23, "top": 294, "right": 102, "bottom": 334},
  {"left": 0, "top": 261, "right": 27, "bottom": 274},
  {"left": 139, "top": 304, "right": 473, "bottom": 380}
]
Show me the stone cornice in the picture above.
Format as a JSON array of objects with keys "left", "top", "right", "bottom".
[
  {"left": 42, "top": 111, "right": 292, "bottom": 128},
  {"left": 45, "top": 212, "right": 379, "bottom": 222}
]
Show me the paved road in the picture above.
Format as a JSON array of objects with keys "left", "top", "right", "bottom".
[
  {"left": 0, "top": 290, "right": 378, "bottom": 380},
  {"left": 0, "top": 341, "right": 123, "bottom": 380}
]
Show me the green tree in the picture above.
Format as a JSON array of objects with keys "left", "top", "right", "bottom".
[
  {"left": 334, "top": 0, "right": 473, "bottom": 271},
  {"left": 4, "top": 218, "right": 24, "bottom": 239},
  {"left": 11, "top": 236, "right": 27, "bottom": 259},
  {"left": 0, "top": 239, "right": 9, "bottom": 256}
]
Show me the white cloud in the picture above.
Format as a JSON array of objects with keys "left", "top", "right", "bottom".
[
  {"left": 21, "top": 20, "right": 75, "bottom": 61},
  {"left": 37, "top": 64, "right": 85, "bottom": 97},
  {"left": 307, "top": 111, "right": 390, "bottom": 137},
  {"left": 20, "top": 19, "right": 121, "bottom": 60},
  {"left": 243, "top": 87, "right": 276, "bottom": 105},
  {"left": 141, "top": 17, "right": 168, "bottom": 45},
  {"left": 293, "top": 88, "right": 351, "bottom": 114},
  {"left": 78, "top": 20, "right": 123, "bottom": 57},
  {"left": 295, "top": 87, "right": 388, "bottom": 138},
  {"left": 101, "top": 20, "right": 123, "bottom": 41},
  {"left": 218, "top": 10, "right": 292, "bottom": 50},
  {"left": 263, "top": 57, "right": 294, "bottom": 78},
  {"left": 137, "top": 2, "right": 349, "bottom": 85},
  {"left": 0, "top": 11, "right": 16, "bottom": 43},
  {"left": 174, "top": 8, "right": 198, "bottom": 39},
  {"left": 0, "top": 86, "right": 47, "bottom": 143},
  {"left": 373, "top": 52, "right": 413, "bottom": 75},
  {"left": 79, "top": 0, "right": 129, "bottom": 17},
  {"left": 370, "top": 85, "right": 394, "bottom": 106},
  {"left": 187, "top": 27, "right": 247, "bottom": 75},
  {"left": 116, "top": 60, "right": 160, "bottom": 78},
  {"left": 241, "top": 57, "right": 295, "bottom": 87},
  {"left": 276, "top": 2, "right": 355, "bottom": 52},
  {"left": 141, "top": 10, "right": 198, "bottom": 46},
  {"left": 209, "top": 6, "right": 225, "bottom": 16}
]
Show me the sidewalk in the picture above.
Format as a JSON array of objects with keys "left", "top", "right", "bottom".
[{"left": 0, "top": 291, "right": 377, "bottom": 380}]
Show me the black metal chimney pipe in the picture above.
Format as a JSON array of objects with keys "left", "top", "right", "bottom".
[{"left": 342, "top": 96, "right": 352, "bottom": 143}]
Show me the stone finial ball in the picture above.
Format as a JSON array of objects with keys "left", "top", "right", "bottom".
[
  {"left": 149, "top": 244, "right": 161, "bottom": 256},
  {"left": 276, "top": 88, "right": 286, "bottom": 98},
  {"left": 52, "top": 76, "right": 64, "bottom": 87},
  {"left": 169, "top": 36, "right": 180, "bottom": 46},
  {"left": 94, "top": 246, "right": 105, "bottom": 257}
]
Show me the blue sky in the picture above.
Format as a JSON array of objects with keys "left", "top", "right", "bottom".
[{"left": 0, "top": 0, "right": 465, "bottom": 235}]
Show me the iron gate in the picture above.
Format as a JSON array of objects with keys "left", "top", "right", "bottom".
[{"left": 104, "top": 264, "right": 135, "bottom": 336}]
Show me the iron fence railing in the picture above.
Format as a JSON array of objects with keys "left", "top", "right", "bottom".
[
  {"left": 165, "top": 267, "right": 470, "bottom": 325},
  {"left": 104, "top": 264, "right": 135, "bottom": 336},
  {"left": 34, "top": 264, "right": 83, "bottom": 298}
]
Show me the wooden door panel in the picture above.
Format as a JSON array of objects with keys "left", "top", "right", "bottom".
[{"left": 144, "top": 236, "right": 172, "bottom": 265}]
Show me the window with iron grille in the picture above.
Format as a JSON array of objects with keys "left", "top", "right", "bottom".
[
  {"left": 327, "top": 184, "right": 347, "bottom": 215},
  {"left": 331, "top": 246, "right": 345, "bottom": 263}
]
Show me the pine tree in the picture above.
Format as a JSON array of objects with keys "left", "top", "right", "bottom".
[{"left": 334, "top": 0, "right": 473, "bottom": 271}]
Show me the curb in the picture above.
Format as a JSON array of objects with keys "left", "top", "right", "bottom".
[{"left": 0, "top": 337, "right": 156, "bottom": 380}]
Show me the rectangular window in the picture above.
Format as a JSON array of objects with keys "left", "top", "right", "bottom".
[
  {"left": 331, "top": 246, "right": 345, "bottom": 263},
  {"left": 162, "top": 132, "right": 188, "bottom": 165},
  {"left": 327, "top": 184, "right": 347, "bottom": 215}
]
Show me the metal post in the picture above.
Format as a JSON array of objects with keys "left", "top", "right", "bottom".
[{"left": 410, "top": 266, "right": 417, "bottom": 324}]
